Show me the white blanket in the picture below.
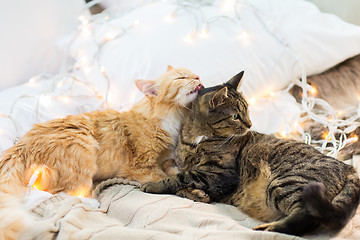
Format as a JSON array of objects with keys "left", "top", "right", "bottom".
[{"left": 21, "top": 156, "right": 360, "bottom": 240}]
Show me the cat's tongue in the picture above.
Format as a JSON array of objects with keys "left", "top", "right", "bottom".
[
  {"left": 188, "top": 84, "right": 204, "bottom": 96},
  {"left": 196, "top": 84, "right": 203, "bottom": 91}
]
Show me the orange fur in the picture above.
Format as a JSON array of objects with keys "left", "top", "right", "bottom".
[{"left": 0, "top": 66, "right": 202, "bottom": 239}]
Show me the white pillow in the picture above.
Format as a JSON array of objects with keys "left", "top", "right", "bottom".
[
  {"left": 62, "top": 0, "right": 360, "bottom": 133},
  {"left": 66, "top": 0, "right": 360, "bottom": 100}
]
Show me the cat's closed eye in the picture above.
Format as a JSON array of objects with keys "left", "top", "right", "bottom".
[{"left": 175, "top": 75, "right": 200, "bottom": 80}]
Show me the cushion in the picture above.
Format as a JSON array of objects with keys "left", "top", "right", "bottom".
[{"left": 62, "top": 0, "right": 360, "bottom": 133}]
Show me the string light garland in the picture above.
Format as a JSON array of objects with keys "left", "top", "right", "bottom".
[
  {"left": 1, "top": 0, "right": 359, "bottom": 195},
  {"left": 239, "top": 0, "right": 360, "bottom": 158},
  {"left": 26, "top": 170, "right": 40, "bottom": 195}
]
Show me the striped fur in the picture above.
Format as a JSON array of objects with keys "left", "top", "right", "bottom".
[{"left": 142, "top": 71, "right": 360, "bottom": 236}]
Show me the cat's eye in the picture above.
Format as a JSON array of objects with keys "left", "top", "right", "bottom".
[
  {"left": 176, "top": 74, "right": 189, "bottom": 80},
  {"left": 232, "top": 114, "right": 239, "bottom": 120}
]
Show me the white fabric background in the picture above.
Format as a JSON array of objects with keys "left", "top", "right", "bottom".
[
  {"left": 0, "top": 0, "right": 85, "bottom": 91},
  {"left": 64, "top": 0, "right": 360, "bottom": 133}
]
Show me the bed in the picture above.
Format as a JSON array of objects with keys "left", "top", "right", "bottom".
[{"left": 1, "top": 0, "right": 360, "bottom": 239}]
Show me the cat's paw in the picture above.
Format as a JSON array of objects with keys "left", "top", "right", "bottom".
[
  {"left": 141, "top": 182, "right": 165, "bottom": 193},
  {"left": 253, "top": 222, "right": 279, "bottom": 232},
  {"left": 176, "top": 188, "right": 210, "bottom": 203}
]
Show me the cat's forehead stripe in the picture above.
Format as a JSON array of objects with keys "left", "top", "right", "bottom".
[{"left": 238, "top": 98, "right": 247, "bottom": 110}]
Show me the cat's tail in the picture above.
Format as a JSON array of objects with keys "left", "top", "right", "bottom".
[
  {"left": 302, "top": 170, "right": 360, "bottom": 230},
  {"left": 0, "top": 149, "right": 33, "bottom": 240}
]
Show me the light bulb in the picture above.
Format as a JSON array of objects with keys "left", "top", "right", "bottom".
[
  {"left": 100, "top": 66, "right": 106, "bottom": 74},
  {"left": 292, "top": 121, "right": 300, "bottom": 129},
  {"left": 280, "top": 130, "right": 287, "bottom": 138},
  {"left": 249, "top": 97, "right": 256, "bottom": 105},
  {"left": 59, "top": 96, "right": 71, "bottom": 104},
  {"left": 309, "top": 85, "right": 317, "bottom": 95},
  {"left": 104, "top": 32, "right": 118, "bottom": 41},
  {"left": 353, "top": 135, "right": 359, "bottom": 142},
  {"left": 57, "top": 81, "right": 64, "bottom": 88},
  {"left": 29, "top": 77, "right": 37, "bottom": 85},
  {"left": 78, "top": 16, "right": 89, "bottom": 25},
  {"left": 322, "top": 131, "right": 332, "bottom": 140},
  {"left": 132, "top": 20, "right": 140, "bottom": 26},
  {"left": 184, "top": 33, "right": 194, "bottom": 44},
  {"left": 97, "top": 93, "right": 103, "bottom": 101},
  {"left": 28, "top": 170, "right": 40, "bottom": 187},
  {"left": 199, "top": 29, "right": 209, "bottom": 38},
  {"left": 347, "top": 134, "right": 359, "bottom": 143},
  {"left": 222, "top": 0, "right": 235, "bottom": 12},
  {"left": 238, "top": 30, "right": 248, "bottom": 38},
  {"left": 163, "top": 14, "right": 174, "bottom": 23},
  {"left": 72, "top": 188, "right": 88, "bottom": 198}
]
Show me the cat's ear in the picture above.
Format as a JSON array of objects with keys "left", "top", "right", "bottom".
[
  {"left": 226, "top": 71, "right": 244, "bottom": 90},
  {"left": 135, "top": 79, "right": 158, "bottom": 97},
  {"left": 167, "top": 65, "right": 174, "bottom": 72},
  {"left": 210, "top": 87, "right": 228, "bottom": 109}
]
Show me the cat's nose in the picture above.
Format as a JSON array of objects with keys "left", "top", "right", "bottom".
[
  {"left": 242, "top": 114, "right": 252, "bottom": 128},
  {"left": 245, "top": 120, "right": 252, "bottom": 129},
  {"left": 194, "top": 76, "right": 200, "bottom": 80}
]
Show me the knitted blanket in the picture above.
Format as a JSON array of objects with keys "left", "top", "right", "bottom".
[{"left": 21, "top": 157, "right": 360, "bottom": 240}]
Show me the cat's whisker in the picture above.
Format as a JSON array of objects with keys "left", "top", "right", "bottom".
[
  {"left": 215, "top": 139, "right": 227, "bottom": 148},
  {"left": 216, "top": 134, "right": 235, "bottom": 148},
  {"left": 176, "top": 85, "right": 189, "bottom": 105},
  {"left": 228, "top": 134, "right": 236, "bottom": 146},
  {"left": 183, "top": 105, "right": 191, "bottom": 111}
]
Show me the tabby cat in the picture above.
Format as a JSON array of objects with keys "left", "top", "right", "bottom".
[
  {"left": 0, "top": 66, "right": 202, "bottom": 240},
  {"left": 142, "top": 71, "right": 360, "bottom": 236}
]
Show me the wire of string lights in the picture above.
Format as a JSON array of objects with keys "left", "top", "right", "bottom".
[{"left": 0, "top": 0, "right": 358, "bottom": 160}]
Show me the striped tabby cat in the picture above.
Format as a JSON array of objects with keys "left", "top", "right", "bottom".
[{"left": 142, "top": 71, "right": 360, "bottom": 236}]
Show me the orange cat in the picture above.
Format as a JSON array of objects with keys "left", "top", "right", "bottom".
[{"left": 0, "top": 65, "right": 202, "bottom": 239}]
